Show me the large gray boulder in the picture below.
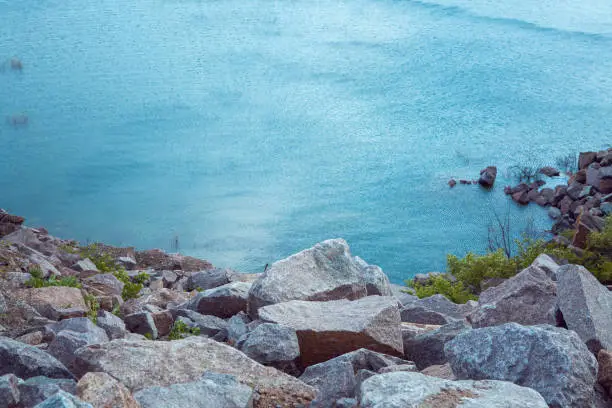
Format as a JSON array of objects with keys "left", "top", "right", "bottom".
[
  {"left": 530, "top": 253, "right": 561, "bottom": 280},
  {"left": 76, "top": 372, "right": 139, "bottom": 408},
  {"left": 403, "top": 320, "right": 471, "bottom": 369},
  {"left": 48, "top": 326, "right": 109, "bottom": 373},
  {"left": 557, "top": 264, "right": 612, "bottom": 353},
  {"left": 353, "top": 256, "right": 392, "bottom": 296},
  {"left": 73, "top": 337, "right": 316, "bottom": 407},
  {"left": 187, "top": 281, "right": 250, "bottom": 318},
  {"left": 258, "top": 296, "right": 403, "bottom": 367},
  {"left": 0, "top": 374, "right": 20, "bottom": 408},
  {"left": 400, "top": 294, "right": 464, "bottom": 325},
  {"left": 299, "top": 349, "right": 414, "bottom": 408},
  {"left": 33, "top": 390, "right": 92, "bottom": 408},
  {"left": 83, "top": 273, "right": 123, "bottom": 297},
  {"left": 0, "top": 337, "right": 74, "bottom": 380},
  {"left": 247, "top": 239, "right": 369, "bottom": 317},
  {"left": 445, "top": 323, "right": 597, "bottom": 408},
  {"left": 174, "top": 312, "right": 228, "bottom": 339},
  {"left": 238, "top": 323, "right": 300, "bottom": 371},
  {"left": 185, "top": 268, "right": 236, "bottom": 291},
  {"left": 96, "top": 310, "right": 127, "bottom": 340},
  {"left": 134, "top": 372, "right": 254, "bottom": 408},
  {"left": 14, "top": 287, "right": 88, "bottom": 320},
  {"left": 389, "top": 284, "right": 417, "bottom": 306},
  {"left": 18, "top": 376, "right": 78, "bottom": 408},
  {"left": 359, "top": 372, "right": 547, "bottom": 408},
  {"left": 467, "top": 265, "right": 558, "bottom": 328}
]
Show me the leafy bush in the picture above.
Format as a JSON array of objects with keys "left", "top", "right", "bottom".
[
  {"left": 408, "top": 275, "right": 477, "bottom": 303},
  {"left": 26, "top": 273, "right": 82, "bottom": 289},
  {"left": 447, "top": 249, "right": 518, "bottom": 289},
  {"left": 168, "top": 319, "right": 201, "bottom": 340},
  {"left": 80, "top": 244, "right": 144, "bottom": 300},
  {"left": 84, "top": 294, "right": 99, "bottom": 324}
]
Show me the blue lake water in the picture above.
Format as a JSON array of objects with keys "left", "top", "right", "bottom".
[{"left": 1, "top": 0, "right": 612, "bottom": 283}]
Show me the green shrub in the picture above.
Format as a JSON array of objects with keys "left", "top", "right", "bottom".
[
  {"left": 168, "top": 319, "right": 201, "bottom": 340},
  {"left": 447, "top": 249, "right": 518, "bottom": 289},
  {"left": 26, "top": 273, "right": 82, "bottom": 289},
  {"left": 84, "top": 294, "right": 99, "bottom": 324},
  {"left": 408, "top": 275, "right": 477, "bottom": 304}
]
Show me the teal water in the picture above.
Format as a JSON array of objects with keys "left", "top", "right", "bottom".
[{"left": 1, "top": 0, "right": 612, "bottom": 282}]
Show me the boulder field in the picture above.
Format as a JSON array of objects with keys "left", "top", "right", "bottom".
[{"left": 1, "top": 210, "right": 612, "bottom": 407}]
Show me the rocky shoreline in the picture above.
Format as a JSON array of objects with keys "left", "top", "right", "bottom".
[{"left": 1, "top": 208, "right": 612, "bottom": 407}]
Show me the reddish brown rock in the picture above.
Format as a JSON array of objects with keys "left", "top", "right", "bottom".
[
  {"left": 0, "top": 210, "right": 25, "bottom": 238},
  {"left": 579, "top": 151, "right": 598, "bottom": 170},
  {"left": 512, "top": 190, "right": 529, "bottom": 205},
  {"left": 15, "top": 287, "right": 88, "bottom": 320},
  {"left": 77, "top": 372, "right": 140, "bottom": 408},
  {"left": 478, "top": 166, "right": 497, "bottom": 188},
  {"left": 598, "top": 349, "right": 612, "bottom": 398},
  {"left": 258, "top": 296, "right": 403, "bottom": 367}
]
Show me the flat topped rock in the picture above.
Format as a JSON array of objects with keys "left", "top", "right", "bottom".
[
  {"left": 248, "top": 239, "right": 379, "bottom": 317},
  {"left": 258, "top": 296, "right": 403, "bottom": 367},
  {"left": 73, "top": 337, "right": 315, "bottom": 408},
  {"left": 359, "top": 372, "right": 548, "bottom": 408}
]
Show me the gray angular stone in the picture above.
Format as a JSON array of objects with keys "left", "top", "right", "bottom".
[
  {"left": 96, "top": 310, "right": 127, "bottom": 340},
  {"left": 259, "top": 296, "right": 403, "bottom": 367},
  {"left": 0, "top": 336, "right": 74, "bottom": 380},
  {"left": 247, "top": 239, "right": 368, "bottom": 317},
  {"left": 226, "top": 312, "right": 251, "bottom": 345},
  {"left": 0, "top": 293, "right": 6, "bottom": 315},
  {"left": 403, "top": 320, "right": 471, "bottom": 369},
  {"left": 71, "top": 259, "right": 98, "bottom": 273},
  {"left": 18, "top": 376, "right": 78, "bottom": 408},
  {"left": 0, "top": 374, "right": 20, "bottom": 408},
  {"left": 445, "top": 323, "right": 597, "bottom": 408},
  {"left": 400, "top": 294, "right": 464, "bottom": 325},
  {"left": 14, "top": 287, "right": 88, "bottom": 321},
  {"left": 48, "top": 328, "right": 109, "bottom": 373},
  {"left": 557, "top": 264, "right": 612, "bottom": 353},
  {"left": 353, "top": 256, "right": 392, "bottom": 296},
  {"left": 124, "top": 312, "right": 158, "bottom": 339},
  {"left": 47, "top": 317, "right": 104, "bottom": 336},
  {"left": 185, "top": 268, "right": 235, "bottom": 291},
  {"left": 73, "top": 337, "right": 316, "bottom": 407},
  {"left": 359, "top": 372, "right": 548, "bottom": 408},
  {"left": 83, "top": 273, "right": 123, "bottom": 297},
  {"left": 239, "top": 323, "right": 300, "bottom": 366},
  {"left": 301, "top": 360, "right": 355, "bottom": 408},
  {"left": 300, "top": 349, "right": 413, "bottom": 408},
  {"left": 173, "top": 309, "right": 227, "bottom": 337},
  {"left": 389, "top": 284, "right": 417, "bottom": 306},
  {"left": 531, "top": 253, "right": 561, "bottom": 280},
  {"left": 188, "top": 281, "right": 250, "bottom": 318},
  {"left": 335, "top": 398, "right": 358, "bottom": 408},
  {"left": 468, "top": 265, "right": 558, "bottom": 328},
  {"left": 33, "top": 390, "right": 92, "bottom": 408},
  {"left": 76, "top": 371, "right": 139, "bottom": 408},
  {"left": 134, "top": 372, "right": 253, "bottom": 408},
  {"left": 548, "top": 206, "right": 562, "bottom": 220}
]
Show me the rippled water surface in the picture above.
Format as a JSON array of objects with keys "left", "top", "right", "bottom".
[{"left": 1, "top": 0, "right": 612, "bottom": 282}]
